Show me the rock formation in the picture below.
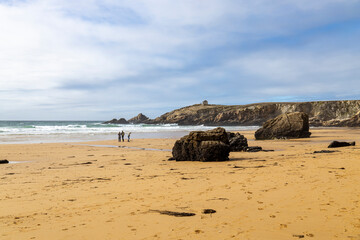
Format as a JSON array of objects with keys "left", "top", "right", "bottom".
[
  {"left": 103, "top": 118, "right": 129, "bottom": 124},
  {"left": 327, "top": 111, "right": 360, "bottom": 127},
  {"left": 171, "top": 127, "right": 266, "bottom": 161},
  {"left": 151, "top": 100, "right": 360, "bottom": 127},
  {"left": 172, "top": 127, "right": 230, "bottom": 162},
  {"left": 228, "top": 132, "right": 248, "bottom": 151},
  {"left": 255, "top": 112, "right": 311, "bottom": 140},
  {"left": 105, "top": 100, "right": 360, "bottom": 127},
  {"left": 128, "top": 113, "right": 150, "bottom": 124}
]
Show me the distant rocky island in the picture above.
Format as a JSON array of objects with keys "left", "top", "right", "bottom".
[{"left": 104, "top": 100, "right": 360, "bottom": 127}]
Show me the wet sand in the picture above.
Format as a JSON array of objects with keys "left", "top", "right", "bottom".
[{"left": 1, "top": 128, "right": 360, "bottom": 239}]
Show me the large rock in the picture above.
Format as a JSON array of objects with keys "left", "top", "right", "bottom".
[
  {"left": 172, "top": 127, "right": 230, "bottom": 162},
  {"left": 228, "top": 132, "right": 248, "bottom": 151},
  {"left": 128, "top": 113, "right": 150, "bottom": 124},
  {"left": 255, "top": 112, "right": 311, "bottom": 140}
]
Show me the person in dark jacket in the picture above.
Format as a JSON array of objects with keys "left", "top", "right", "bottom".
[
  {"left": 118, "top": 131, "right": 121, "bottom": 142},
  {"left": 121, "top": 131, "right": 125, "bottom": 142}
]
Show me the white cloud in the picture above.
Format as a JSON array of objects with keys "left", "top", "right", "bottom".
[{"left": 0, "top": 0, "right": 359, "bottom": 119}]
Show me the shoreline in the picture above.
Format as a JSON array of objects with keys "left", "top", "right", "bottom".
[
  {"left": 0, "top": 126, "right": 355, "bottom": 145},
  {"left": 1, "top": 128, "right": 360, "bottom": 239},
  {"left": 0, "top": 125, "right": 260, "bottom": 145}
]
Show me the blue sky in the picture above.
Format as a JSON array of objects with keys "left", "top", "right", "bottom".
[{"left": 0, "top": 0, "right": 359, "bottom": 120}]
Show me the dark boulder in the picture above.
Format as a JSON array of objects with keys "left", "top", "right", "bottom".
[
  {"left": 328, "top": 141, "right": 355, "bottom": 148},
  {"left": 255, "top": 112, "right": 311, "bottom": 140},
  {"left": 228, "top": 132, "right": 248, "bottom": 151},
  {"left": 172, "top": 127, "right": 230, "bottom": 162},
  {"left": 0, "top": 159, "right": 9, "bottom": 164},
  {"left": 198, "top": 141, "right": 230, "bottom": 162}
]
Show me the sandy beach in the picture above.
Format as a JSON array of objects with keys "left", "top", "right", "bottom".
[{"left": 1, "top": 128, "right": 360, "bottom": 239}]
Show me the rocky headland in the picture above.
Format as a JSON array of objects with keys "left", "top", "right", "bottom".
[{"left": 105, "top": 100, "right": 360, "bottom": 127}]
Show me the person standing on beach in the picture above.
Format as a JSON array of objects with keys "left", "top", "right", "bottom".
[
  {"left": 128, "top": 132, "right": 131, "bottom": 142},
  {"left": 121, "top": 131, "right": 125, "bottom": 142},
  {"left": 118, "top": 131, "right": 121, "bottom": 142}
]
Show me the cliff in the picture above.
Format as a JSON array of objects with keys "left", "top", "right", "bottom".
[{"left": 151, "top": 100, "right": 360, "bottom": 127}]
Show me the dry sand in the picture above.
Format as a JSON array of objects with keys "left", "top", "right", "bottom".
[{"left": 1, "top": 128, "right": 360, "bottom": 240}]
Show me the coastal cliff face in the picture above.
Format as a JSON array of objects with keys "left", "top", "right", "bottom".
[{"left": 151, "top": 100, "right": 360, "bottom": 127}]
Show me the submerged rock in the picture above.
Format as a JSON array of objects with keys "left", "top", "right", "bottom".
[
  {"left": 255, "top": 112, "right": 311, "bottom": 140},
  {"left": 172, "top": 127, "right": 230, "bottom": 162}
]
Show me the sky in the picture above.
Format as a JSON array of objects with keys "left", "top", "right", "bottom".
[{"left": 0, "top": 0, "right": 360, "bottom": 120}]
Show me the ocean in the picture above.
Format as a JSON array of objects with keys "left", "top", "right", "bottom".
[{"left": 0, "top": 121, "right": 259, "bottom": 144}]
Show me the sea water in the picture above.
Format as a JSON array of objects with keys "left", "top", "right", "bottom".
[{"left": 0, "top": 121, "right": 259, "bottom": 144}]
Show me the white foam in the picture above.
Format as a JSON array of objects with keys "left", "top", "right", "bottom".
[
  {"left": 0, "top": 123, "right": 258, "bottom": 135},
  {"left": 0, "top": 122, "right": 260, "bottom": 144}
]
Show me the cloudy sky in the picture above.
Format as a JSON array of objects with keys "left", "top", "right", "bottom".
[{"left": 0, "top": 0, "right": 359, "bottom": 120}]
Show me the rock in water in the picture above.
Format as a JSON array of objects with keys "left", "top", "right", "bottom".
[
  {"left": 328, "top": 141, "right": 355, "bottom": 148},
  {"left": 128, "top": 113, "right": 150, "bottom": 124},
  {"left": 255, "top": 112, "right": 311, "bottom": 140},
  {"left": 116, "top": 118, "right": 129, "bottom": 124},
  {"left": 103, "top": 118, "right": 118, "bottom": 124},
  {"left": 172, "top": 127, "right": 230, "bottom": 162},
  {"left": 103, "top": 118, "right": 129, "bottom": 124},
  {"left": 228, "top": 132, "right": 248, "bottom": 151}
]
